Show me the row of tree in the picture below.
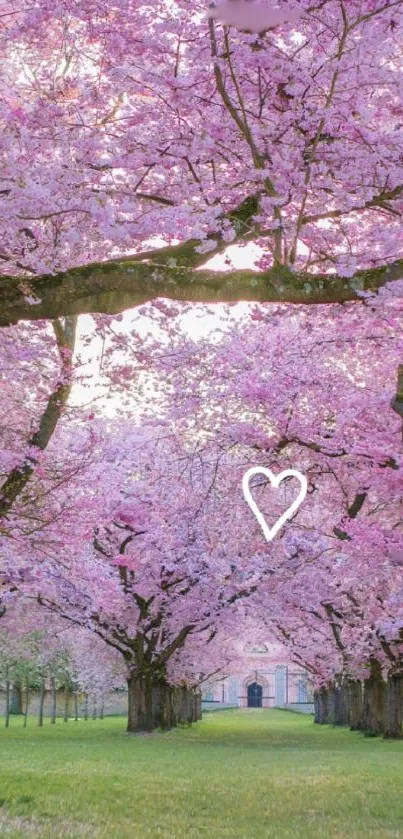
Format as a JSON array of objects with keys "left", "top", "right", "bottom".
[
  {"left": 0, "top": 294, "right": 402, "bottom": 732},
  {"left": 314, "top": 663, "right": 403, "bottom": 739},
  {"left": 1, "top": 0, "right": 403, "bottom": 735},
  {"left": 0, "top": 629, "right": 125, "bottom": 726}
]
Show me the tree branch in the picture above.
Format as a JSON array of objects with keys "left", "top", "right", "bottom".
[
  {"left": 153, "top": 624, "right": 195, "bottom": 668},
  {"left": 302, "top": 183, "right": 403, "bottom": 226},
  {"left": 392, "top": 364, "right": 403, "bottom": 440},
  {"left": 1, "top": 255, "right": 402, "bottom": 325},
  {"left": 0, "top": 317, "right": 77, "bottom": 517}
]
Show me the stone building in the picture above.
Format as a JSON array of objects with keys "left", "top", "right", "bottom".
[{"left": 202, "top": 642, "right": 314, "bottom": 711}]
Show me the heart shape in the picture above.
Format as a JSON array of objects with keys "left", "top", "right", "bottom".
[{"left": 242, "top": 467, "right": 307, "bottom": 542}]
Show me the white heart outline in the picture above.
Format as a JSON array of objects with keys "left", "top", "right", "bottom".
[{"left": 242, "top": 467, "right": 307, "bottom": 542}]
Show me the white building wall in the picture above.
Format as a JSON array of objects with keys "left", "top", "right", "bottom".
[{"left": 202, "top": 646, "right": 312, "bottom": 709}]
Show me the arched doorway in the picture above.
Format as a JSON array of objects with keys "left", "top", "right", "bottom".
[{"left": 247, "top": 682, "right": 263, "bottom": 708}]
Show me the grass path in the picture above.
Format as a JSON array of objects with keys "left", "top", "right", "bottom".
[{"left": 1, "top": 709, "right": 403, "bottom": 838}]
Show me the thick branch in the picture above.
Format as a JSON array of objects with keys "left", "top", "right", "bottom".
[
  {"left": 392, "top": 364, "right": 403, "bottom": 440},
  {"left": 323, "top": 603, "right": 346, "bottom": 659},
  {"left": 1, "top": 256, "right": 402, "bottom": 325},
  {"left": 153, "top": 624, "right": 194, "bottom": 668}
]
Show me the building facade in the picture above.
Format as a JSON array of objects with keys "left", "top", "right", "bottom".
[{"left": 202, "top": 643, "right": 313, "bottom": 710}]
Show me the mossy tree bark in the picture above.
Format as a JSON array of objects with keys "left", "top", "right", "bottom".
[
  {"left": 1, "top": 189, "right": 402, "bottom": 327},
  {"left": 2, "top": 257, "right": 402, "bottom": 326}
]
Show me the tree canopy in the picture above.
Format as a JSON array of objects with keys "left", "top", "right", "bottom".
[
  {"left": 1, "top": 0, "right": 403, "bottom": 323},
  {"left": 1, "top": 0, "right": 403, "bottom": 735}
]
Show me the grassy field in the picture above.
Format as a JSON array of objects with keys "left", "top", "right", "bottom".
[{"left": 1, "top": 709, "right": 403, "bottom": 838}]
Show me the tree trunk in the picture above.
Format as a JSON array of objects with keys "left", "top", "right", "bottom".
[
  {"left": 327, "top": 686, "right": 337, "bottom": 725},
  {"left": 10, "top": 684, "right": 23, "bottom": 715},
  {"left": 92, "top": 697, "right": 97, "bottom": 720},
  {"left": 183, "top": 688, "right": 192, "bottom": 724},
  {"left": 191, "top": 692, "right": 200, "bottom": 723},
  {"left": 190, "top": 691, "right": 197, "bottom": 724},
  {"left": 127, "top": 673, "right": 155, "bottom": 733},
  {"left": 314, "top": 688, "right": 328, "bottom": 724},
  {"left": 38, "top": 676, "right": 45, "bottom": 727},
  {"left": 23, "top": 681, "right": 29, "bottom": 728},
  {"left": 384, "top": 674, "right": 403, "bottom": 739},
  {"left": 314, "top": 691, "right": 320, "bottom": 724},
  {"left": 5, "top": 673, "right": 10, "bottom": 728},
  {"left": 362, "top": 659, "right": 386, "bottom": 736},
  {"left": 84, "top": 693, "right": 89, "bottom": 721},
  {"left": 64, "top": 691, "right": 69, "bottom": 722},
  {"left": 100, "top": 698, "right": 104, "bottom": 720},
  {"left": 172, "top": 686, "right": 181, "bottom": 728},
  {"left": 74, "top": 692, "right": 79, "bottom": 721},
  {"left": 50, "top": 676, "right": 56, "bottom": 724},
  {"left": 127, "top": 674, "right": 201, "bottom": 733},
  {"left": 347, "top": 680, "right": 363, "bottom": 731},
  {"left": 334, "top": 683, "right": 349, "bottom": 726},
  {"left": 177, "top": 687, "right": 186, "bottom": 725},
  {"left": 154, "top": 682, "right": 173, "bottom": 730}
]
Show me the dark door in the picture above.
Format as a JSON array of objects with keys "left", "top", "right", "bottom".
[{"left": 247, "top": 682, "right": 263, "bottom": 708}]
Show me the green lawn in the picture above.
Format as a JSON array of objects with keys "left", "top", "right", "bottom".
[{"left": 1, "top": 709, "right": 403, "bottom": 838}]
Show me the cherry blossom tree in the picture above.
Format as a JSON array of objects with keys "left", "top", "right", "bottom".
[
  {"left": 0, "top": 316, "right": 82, "bottom": 616},
  {"left": 1, "top": 0, "right": 403, "bottom": 734},
  {"left": 24, "top": 422, "right": 274, "bottom": 731},
  {"left": 64, "top": 629, "right": 126, "bottom": 719},
  {"left": 98, "top": 294, "right": 403, "bottom": 733},
  {"left": 0, "top": 1, "right": 403, "bottom": 324},
  {"left": 1, "top": 286, "right": 402, "bottom": 734}
]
